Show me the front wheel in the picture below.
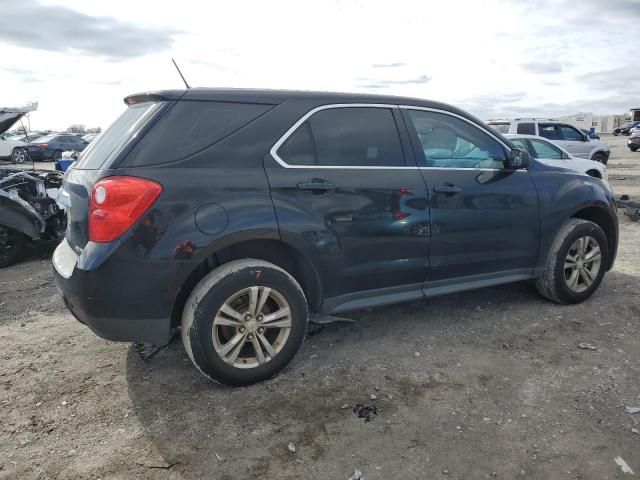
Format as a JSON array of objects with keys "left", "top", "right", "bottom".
[
  {"left": 591, "top": 152, "right": 607, "bottom": 164},
  {"left": 535, "top": 219, "right": 608, "bottom": 304},
  {"left": 0, "top": 226, "right": 28, "bottom": 268},
  {"left": 181, "top": 259, "right": 308, "bottom": 386},
  {"left": 11, "top": 148, "right": 27, "bottom": 164},
  {"left": 630, "top": 146, "right": 638, "bottom": 152}
]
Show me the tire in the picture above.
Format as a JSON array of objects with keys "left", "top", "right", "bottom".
[
  {"left": 591, "top": 152, "right": 607, "bottom": 164},
  {"left": 11, "top": 148, "right": 27, "bottom": 164},
  {"left": 535, "top": 219, "right": 608, "bottom": 304},
  {"left": 630, "top": 147, "right": 638, "bottom": 152},
  {"left": 181, "top": 259, "right": 308, "bottom": 386},
  {"left": 52, "top": 150, "right": 62, "bottom": 161},
  {"left": 0, "top": 226, "right": 28, "bottom": 268}
]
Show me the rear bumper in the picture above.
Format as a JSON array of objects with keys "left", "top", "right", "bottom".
[{"left": 52, "top": 238, "right": 181, "bottom": 345}]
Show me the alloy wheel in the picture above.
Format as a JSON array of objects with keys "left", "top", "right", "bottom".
[
  {"left": 564, "top": 236, "right": 602, "bottom": 293},
  {"left": 212, "top": 286, "right": 292, "bottom": 368}
]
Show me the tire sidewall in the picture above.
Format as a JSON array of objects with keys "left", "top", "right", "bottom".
[
  {"left": 187, "top": 264, "right": 308, "bottom": 385},
  {"left": 552, "top": 222, "right": 608, "bottom": 303}
]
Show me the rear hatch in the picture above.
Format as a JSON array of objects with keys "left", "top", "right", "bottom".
[{"left": 63, "top": 100, "right": 166, "bottom": 251}]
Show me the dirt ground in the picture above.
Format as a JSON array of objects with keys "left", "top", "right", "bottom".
[{"left": 1, "top": 135, "right": 639, "bottom": 479}]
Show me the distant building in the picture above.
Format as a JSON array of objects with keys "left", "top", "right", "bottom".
[
  {"left": 557, "top": 112, "right": 628, "bottom": 134},
  {"left": 630, "top": 108, "right": 640, "bottom": 122}
]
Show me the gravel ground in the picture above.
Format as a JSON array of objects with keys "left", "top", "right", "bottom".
[{"left": 1, "top": 136, "right": 639, "bottom": 479}]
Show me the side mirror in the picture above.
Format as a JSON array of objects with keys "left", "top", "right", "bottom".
[
  {"left": 582, "top": 133, "right": 589, "bottom": 142},
  {"left": 561, "top": 152, "right": 570, "bottom": 159},
  {"left": 507, "top": 148, "right": 531, "bottom": 169}
]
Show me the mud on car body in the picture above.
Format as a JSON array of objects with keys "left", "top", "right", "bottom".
[{"left": 53, "top": 88, "right": 618, "bottom": 386}]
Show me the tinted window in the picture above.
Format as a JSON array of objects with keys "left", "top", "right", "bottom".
[
  {"left": 529, "top": 138, "right": 563, "bottom": 159},
  {"left": 509, "top": 138, "right": 528, "bottom": 150},
  {"left": 278, "top": 107, "right": 405, "bottom": 167},
  {"left": 125, "top": 101, "right": 272, "bottom": 167},
  {"left": 560, "top": 125, "right": 583, "bottom": 141},
  {"left": 406, "top": 110, "right": 506, "bottom": 169},
  {"left": 538, "top": 123, "right": 562, "bottom": 140},
  {"left": 516, "top": 123, "right": 535, "bottom": 135},
  {"left": 74, "top": 101, "right": 163, "bottom": 169},
  {"left": 57, "top": 136, "right": 71, "bottom": 144}
]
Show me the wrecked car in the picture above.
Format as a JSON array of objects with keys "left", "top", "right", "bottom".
[{"left": 0, "top": 168, "right": 66, "bottom": 267}]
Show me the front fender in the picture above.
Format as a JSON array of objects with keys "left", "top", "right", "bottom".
[{"left": 529, "top": 165, "right": 616, "bottom": 270}]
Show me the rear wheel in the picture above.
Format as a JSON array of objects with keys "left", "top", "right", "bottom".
[
  {"left": 535, "top": 219, "right": 607, "bottom": 304},
  {"left": 0, "top": 226, "right": 28, "bottom": 268},
  {"left": 11, "top": 148, "right": 27, "bottom": 164},
  {"left": 181, "top": 259, "right": 308, "bottom": 386}
]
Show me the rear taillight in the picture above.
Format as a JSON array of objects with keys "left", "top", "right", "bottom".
[
  {"left": 38, "top": 144, "right": 48, "bottom": 149},
  {"left": 88, "top": 176, "right": 163, "bottom": 243}
]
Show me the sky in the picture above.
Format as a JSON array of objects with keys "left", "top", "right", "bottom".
[{"left": 1, "top": 0, "right": 639, "bottom": 131}]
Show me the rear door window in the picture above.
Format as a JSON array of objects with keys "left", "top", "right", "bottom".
[
  {"left": 74, "top": 101, "right": 163, "bottom": 169},
  {"left": 124, "top": 101, "right": 273, "bottom": 167},
  {"left": 516, "top": 123, "right": 535, "bottom": 135},
  {"left": 278, "top": 107, "right": 405, "bottom": 167}
]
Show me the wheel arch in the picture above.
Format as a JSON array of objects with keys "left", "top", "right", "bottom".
[
  {"left": 170, "top": 238, "right": 323, "bottom": 329},
  {"left": 585, "top": 169, "right": 601, "bottom": 179},
  {"left": 570, "top": 206, "right": 616, "bottom": 269}
]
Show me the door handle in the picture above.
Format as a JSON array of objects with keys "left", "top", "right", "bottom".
[
  {"left": 433, "top": 185, "right": 462, "bottom": 194},
  {"left": 297, "top": 181, "right": 336, "bottom": 192}
]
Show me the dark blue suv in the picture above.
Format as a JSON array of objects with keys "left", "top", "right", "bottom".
[
  {"left": 53, "top": 89, "right": 618, "bottom": 385},
  {"left": 27, "top": 133, "right": 88, "bottom": 161}
]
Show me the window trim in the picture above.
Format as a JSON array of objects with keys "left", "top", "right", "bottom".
[
  {"left": 270, "top": 103, "right": 410, "bottom": 169},
  {"left": 270, "top": 103, "right": 518, "bottom": 171}
]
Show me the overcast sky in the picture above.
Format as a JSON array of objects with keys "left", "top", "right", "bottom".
[{"left": 1, "top": 0, "right": 638, "bottom": 130}]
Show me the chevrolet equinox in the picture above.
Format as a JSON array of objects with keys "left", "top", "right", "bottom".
[{"left": 53, "top": 89, "right": 618, "bottom": 386}]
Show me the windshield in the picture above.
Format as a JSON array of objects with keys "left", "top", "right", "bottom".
[{"left": 73, "top": 101, "right": 163, "bottom": 169}]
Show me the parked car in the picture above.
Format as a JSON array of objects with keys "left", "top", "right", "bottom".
[
  {"left": 613, "top": 121, "right": 640, "bottom": 136},
  {"left": 82, "top": 133, "right": 99, "bottom": 143},
  {"left": 499, "top": 119, "right": 610, "bottom": 164},
  {"left": 506, "top": 134, "right": 608, "bottom": 182},
  {"left": 0, "top": 133, "right": 28, "bottom": 163},
  {"left": 628, "top": 133, "right": 640, "bottom": 152},
  {"left": 581, "top": 128, "right": 600, "bottom": 140},
  {"left": 26, "top": 133, "right": 88, "bottom": 161},
  {"left": 53, "top": 88, "right": 618, "bottom": 386},
  {"left": 629, "top": 125, "right": 640, "bottom": 136}
]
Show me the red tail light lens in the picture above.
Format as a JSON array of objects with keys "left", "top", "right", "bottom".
[
  {"left": 38, "top": 144, "right": 48, "bottom": 149},
  {"left": 89, "top": 176, "right": 163, "bottom": 243}
]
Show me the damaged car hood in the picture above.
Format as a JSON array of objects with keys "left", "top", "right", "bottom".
[{"left": 0, "top": 102, "right": 38, "bottom": 135}]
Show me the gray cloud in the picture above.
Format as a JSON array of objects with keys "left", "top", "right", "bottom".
[
  {"left": 578, "top": 66, "right": 636, "bottom": 91},
  {"left": 358, "top": 74, "right": 431, "bottom": 89},
  {"left": 371, "top": 62, "right": 406, "bottom": 68},
  {"left": 1, "top": 66, "right": 42, "bottom": 83},
  {"left": 0, "top": 0, "right": 179, "bottom": 60},
  {"left": 521, "top": 61, "right": 563, "bottom": 74}
]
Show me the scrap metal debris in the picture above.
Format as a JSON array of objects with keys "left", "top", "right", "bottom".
[
  {"left": 353, "top": 404, "right": 378, "bottom": 423},
  {"left": 287, "top": 442, "right": 296, "bottom": 453},
  {"left": 348, "top": 469, "right": 363, "bottom": 480},
  {"left": 309, "top": 315, "right": 356, "bottom": 325},
  {"left": 614, "top": 456, "right": 634, "bottom": 475},
  {"left": 625, "top": 406, "right": 640, "bottom": 414},
  {"left": 617, "top": 194, "right": 640, "bottom": 222},
  {"left": 577, "top": 343, "right": 597, "bottom": 350},
  {"left": 132, "top": 342, "right": 161, "bottom": 360}
]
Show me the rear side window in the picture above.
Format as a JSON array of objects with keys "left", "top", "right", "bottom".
[
  {"left": 74, "top": 101, "right": 162, "bottom": 169},
  {"left": 516, "top": 123, "right": 535, "bottom": 135},
  {"left": 124, "top": 101, "right": 272, "bottom": 167},
  {"left": 277, "top": 107, "right": 405, "bottom": 167}
]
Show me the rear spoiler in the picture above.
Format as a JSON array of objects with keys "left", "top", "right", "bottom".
[{"left": 124, "top": 90, "right": 187, "bottom": 106}]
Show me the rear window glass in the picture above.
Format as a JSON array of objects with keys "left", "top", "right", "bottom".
[
  {"left": 74, "top": 101, "right": 162, "bottom": 169},
  {"left": 123, "top": 101, "right": 272, "bottom": 167}
]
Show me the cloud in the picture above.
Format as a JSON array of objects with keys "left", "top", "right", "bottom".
[
  {"left": 578, "top": 66, "right": 635, "bottom": 91},
  {"left": 1, "top": 66, "right": 42, "bottom": 83},
  {"left": 358, "top": 74, "right": 431, "bottom": 89},
  {"left": 521, "top": 61, "right": 563, "bottom": 74},
  {"left": 0, "top": 0, "right": 179, "bottom": 60},
  {"left": 370, "top": 62, "right": 406, "bottom": 68}
]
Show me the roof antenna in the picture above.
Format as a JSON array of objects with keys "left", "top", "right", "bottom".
[{"left": 171, "top": 58, "right": 191, "bottom": 89}]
